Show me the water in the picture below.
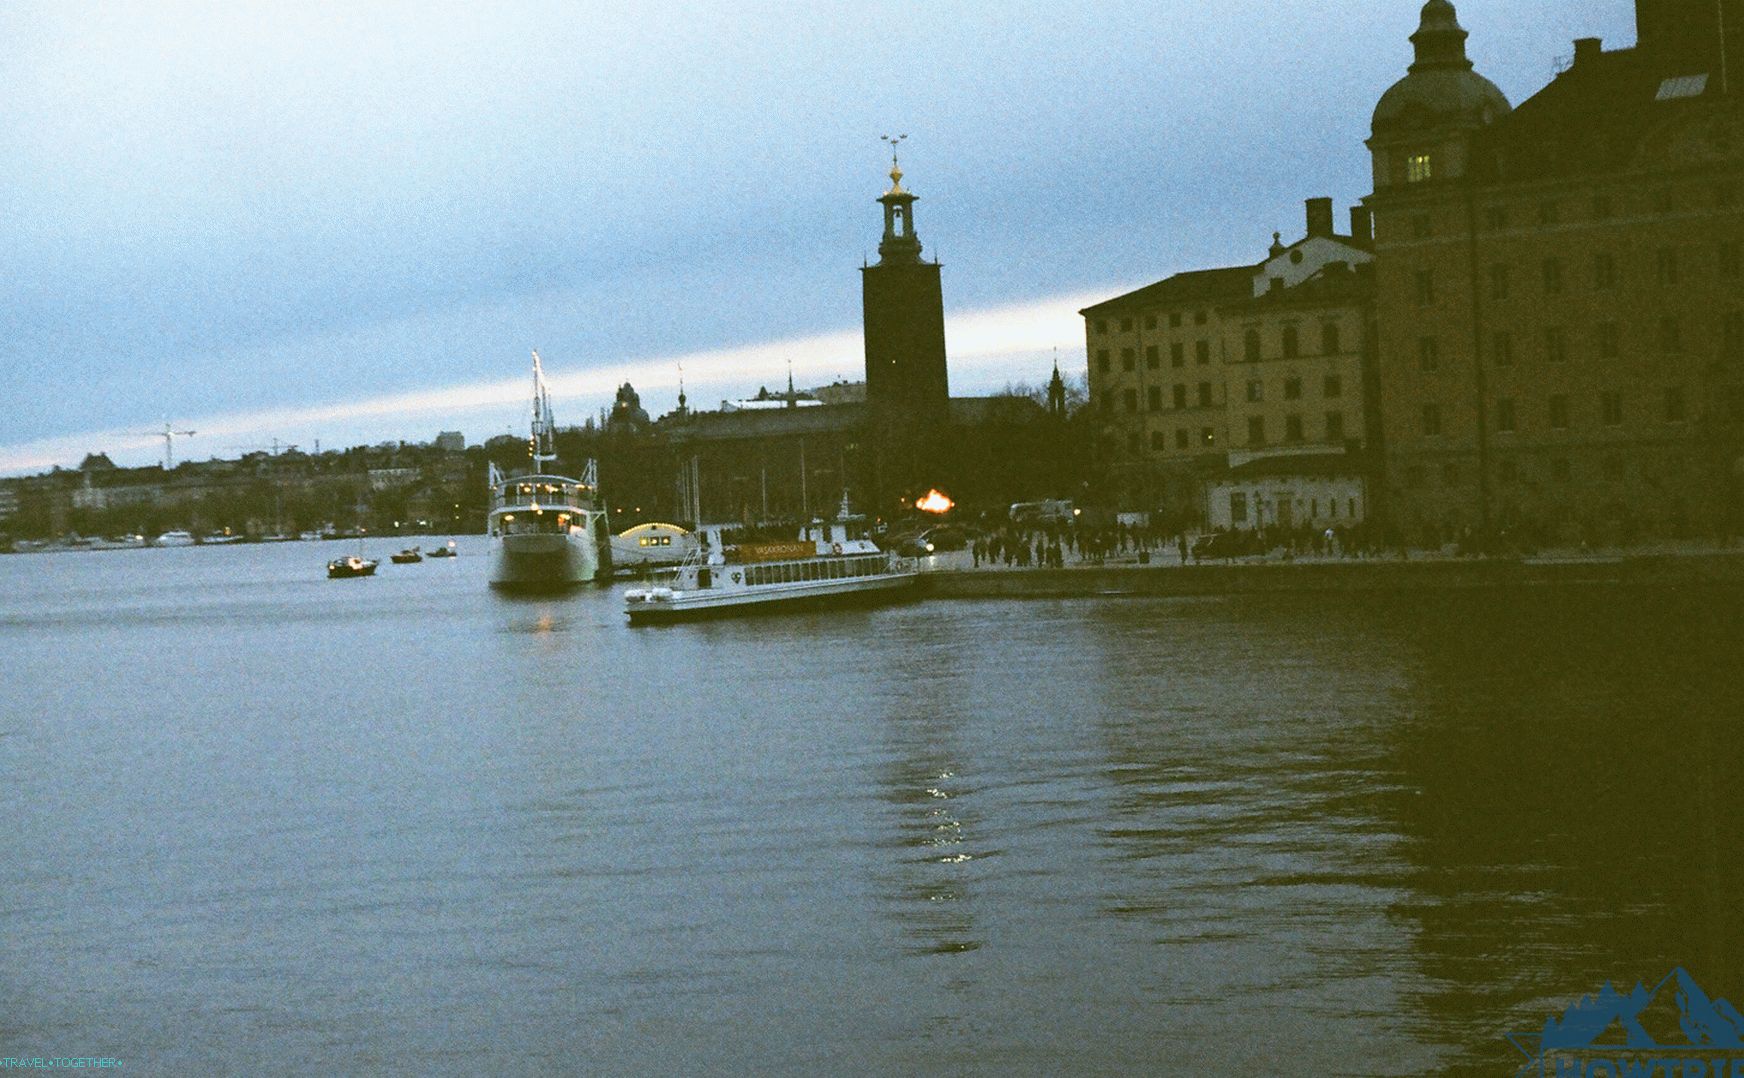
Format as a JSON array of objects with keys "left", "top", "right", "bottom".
[{"left": 0, "top": 542, "right": 1739, "bottom": 1075}]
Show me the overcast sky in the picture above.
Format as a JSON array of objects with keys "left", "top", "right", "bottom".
[{"left": 0, "top": 0, "right": 1638, "bottom": 473}]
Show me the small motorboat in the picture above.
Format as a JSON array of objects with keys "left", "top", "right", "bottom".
[
  {"left": 390, "top": 546, "right": 423, "bottom": 564},
  {"left": 427, "top": 541, "right": 458, "bottom": 559},
  {"left": 327, "top": 555, "right": 378, "bottom": 579}
]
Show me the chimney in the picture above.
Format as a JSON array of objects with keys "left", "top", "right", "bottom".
[
  {"left": 1573, "top": 37, "right": 1602, "bottom": 67},
  {"left": 1349, "top": 206, "right": 1374, "bottom": 244},
  {"left": 1306, "top": 197, "right": 1335, "bottom": 239}
]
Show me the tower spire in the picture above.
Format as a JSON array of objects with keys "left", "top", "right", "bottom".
[
  {"left": 1410, "top": 0, "right": 1474, "bottom": 72},
  {"left": 875, "top": 134, "right": 922, "bottom": 265}
]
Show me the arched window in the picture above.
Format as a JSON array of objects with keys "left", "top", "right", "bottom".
[
  {"left": 1282, "top": 325, "right": 1300, "bottom": 359},
  {"left": 1244, "top": 329, "right": 1261, "bottom": 363}
]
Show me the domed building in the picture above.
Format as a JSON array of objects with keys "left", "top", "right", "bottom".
[
  {"left": 1368, "top": 0, "right": 1511, "bottom": 191},
  {"left": 1363, "top": 0, "right": 1744, "bottom": 546}
]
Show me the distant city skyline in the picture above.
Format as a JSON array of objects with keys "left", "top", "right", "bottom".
[{"left": 0, "top": 0, "right": 1638, "bottom": 475}]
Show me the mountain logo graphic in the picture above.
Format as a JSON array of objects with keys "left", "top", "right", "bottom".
[{"left": 1510, "top": 969, "right": 1744, "bottom": 1077}]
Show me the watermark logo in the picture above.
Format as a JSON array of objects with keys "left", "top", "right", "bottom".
[{"left": 1509, "top": 968, "right": 1744, "bottom": 1077}]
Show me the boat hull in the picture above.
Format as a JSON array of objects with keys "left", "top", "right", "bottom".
[
  {"left": 625, "top": 572, "right": 918, "bottom": 623},
  {"left": 488, "top": 531, "right": 601, "bottom": 591}
]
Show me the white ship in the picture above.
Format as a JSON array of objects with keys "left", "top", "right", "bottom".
[
  {"left": 610, "top": 521, "right": 699, "bottom": 571},
  {"left": 487, "top": 352, "right": 612, "bottom": 591},
  {"left": 623, "top": 497, "right": 917, "bottom": 623},
  {"left": 153, "top": 530, "right": 196, "bottom": 547}
]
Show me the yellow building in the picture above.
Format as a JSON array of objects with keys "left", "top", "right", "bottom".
[
  {"left": 1083, "top": 199, "right": 1375, "bottom": 528},
  {"left": 1364, "top": 0, "right": 1744, "bottom": 543}
]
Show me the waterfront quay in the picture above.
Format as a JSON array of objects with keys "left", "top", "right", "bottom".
[{"left": 920, "top": 543, "right": 1744, "bottom": 598}]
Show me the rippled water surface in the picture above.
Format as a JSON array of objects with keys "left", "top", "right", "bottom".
[{"left": 1, "top": 542, "right": 1739, "bottom": 1074}]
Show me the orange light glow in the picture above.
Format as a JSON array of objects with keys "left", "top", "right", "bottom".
[{"left": 916, "top": 489, "right": 954, "bottom": 514}]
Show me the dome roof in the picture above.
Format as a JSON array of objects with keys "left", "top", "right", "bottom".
[{"left": 1371, "top": 0, "right": 1510, "bottom": 137}]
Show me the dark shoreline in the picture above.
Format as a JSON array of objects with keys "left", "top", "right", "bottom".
[{"left": 921, "top": 551, "right": 1744, "bottom": 599}]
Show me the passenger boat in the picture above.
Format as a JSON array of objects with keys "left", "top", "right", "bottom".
[
  {"left": 487, "top": 351, "right": 612, "bottom": 591},
  {"left": 623, "top": 499, "right": 917, "bottom": 623},
  {"left": 327, "top": 554, "right": 378, "bottom": 578},
  {"left": 390, "top": 546, "right": 423, "bottom": 564},
  {"left": 610, "top": 521, "right": 699, "bottom": 571},
  {"left": 154, "top": 530, "right": 196, "bottom": 547}
]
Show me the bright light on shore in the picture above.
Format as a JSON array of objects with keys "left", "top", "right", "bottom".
[{"left": 916, "top": 489, "right": 955, "bottom": 514}]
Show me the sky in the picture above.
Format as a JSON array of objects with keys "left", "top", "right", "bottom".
[{"left": 0, "top": 0, "right": 1639, "bottom": 474}]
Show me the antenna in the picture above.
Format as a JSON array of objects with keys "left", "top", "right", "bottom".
[
  {"left": 529, "top": 349, "right": 557, "bottom": 469},
  {"left": 880, "top": 132, "right": 908, "bottom": 170}
]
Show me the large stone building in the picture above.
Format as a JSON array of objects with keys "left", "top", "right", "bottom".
[
  {"left": 1365, "top": 0, "right": 1744, "bottom": 543},
  {"left": 1082, "top": 199, "right": 1376, "bottom": 530}
]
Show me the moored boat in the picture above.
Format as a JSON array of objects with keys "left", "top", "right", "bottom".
[
  {"left": 154, "top": 530, "right": 196, "bottom": 547},
  {"left": 390, "top": 546, "right": 423, "bottom": 564},
  {"left": 624, "top": 499, "right": 916, "bottom": 623},
  {"left": 327, "top": 555, "right": 378, "bottom": 578},
  {"left": 487, "top": 351, "right": 612, "bottom": 591},
  {"left": 426, "top": 541, "right": 458, "bottom": 558}
]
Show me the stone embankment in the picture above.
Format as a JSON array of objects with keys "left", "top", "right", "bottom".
[{"left": 921, "top": 551, "right": 1744, "bottom": 599}]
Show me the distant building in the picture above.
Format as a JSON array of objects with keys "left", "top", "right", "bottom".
[
  {"left": 1364, "top": 0, "right": 1744, "bottom": 542},
  {"left": 1082, "top": 199, "right": 1376, "bottom": 529},
  {"left": 434, "top": 431, "right": 466, "bottom": 452}
]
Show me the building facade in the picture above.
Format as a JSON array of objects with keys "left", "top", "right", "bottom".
[{"left": 1365, "top": 0, "right": 1744, "bottom": 543}]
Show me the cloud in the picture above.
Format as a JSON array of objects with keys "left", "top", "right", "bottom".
[{"left": 0, "top": 288, "right": 1110, "bottom": 475}]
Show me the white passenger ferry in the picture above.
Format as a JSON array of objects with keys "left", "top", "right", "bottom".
[
  {"left": 623, "top": 503, "right": 917, "bottom": 623},
  {"left": 487, "top": 352, "right": 612, "bottom": 591}
]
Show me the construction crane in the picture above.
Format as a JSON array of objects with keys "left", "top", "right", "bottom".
[{"left": 140, "top": 420, "right": 196, "bottom": 469}]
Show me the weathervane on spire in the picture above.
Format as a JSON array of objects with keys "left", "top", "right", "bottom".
[{"left": 880, "top": 133, "right": 908, "bottom": 193}]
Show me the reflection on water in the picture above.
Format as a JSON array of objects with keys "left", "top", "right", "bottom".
[{"left": 0, "top": 545, "right": 1738, "bottom": 1074}]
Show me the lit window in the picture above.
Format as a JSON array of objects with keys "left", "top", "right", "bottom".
[{"left": 1406, "top": 153, "right": 1433, "bottom": 183}]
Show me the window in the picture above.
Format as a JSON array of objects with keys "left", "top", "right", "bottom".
[
  {"left": 1489, "top": 263, "right": 1510, "bottom": 300},
  {"left": 1097, "top": 349, "right": 1110, "bottom": 372},
  {"left": 1094, "top": 319, "right": 1107, "bottom": 334},
  {"left": 1725, "top": 311, "right": 1744, "bottom": 360},
  {"left": 1119, "top": 317, "right": 1133, "bottom": 332},
  {"left": 1422, "top": 403, "right": 1442, "bottom": 436},
  {"left": 1665, "top": 386, "right": 1687, "bottom": 423},
  {"left": 1545, "top": 326, "right": 1567, "bottom": 363},
  {"left": 1202, "top": 427, "right": 1216, "bottom": 447},
  {"left": 1539, "top": 200, "right": 1560, "bottom": 225},
  {"left": 1147, "top": 386, "right": 1162, "bottom": 412},
  {"left": 1719, "top": 183, "right": 1739, "bottom": 209},
  {"left": 1169, "top": 312, "right": 1183, "bottom": 328},
  {"left": 1196, "top": 382, "right": 1213, "bottom": 407},
  {"left": 1496, "top": 397, "right": 1516, "bottom": 432},
  {"left": 1230, "top": 492, "right": 1248, "bottom": 524},
  {"left": 1171, "top": 343, "right": 1185, "bottom": 367},
  {"left": 1244, "top": 329, "right": 1262, "bottom": 363},
  {"left": 1194, "top": 310, "right": 1208, "bottom": 325},
  {"left": 1418, "top": 336, "right": 1440, "bottom": 372},
  {"left": 1145, "top": 344, "right": 1160, "bottom": 369},
  {"left": 1493, "top": 332, "right": 1514, "bottom": 367},
  {"left": 1321, "top": 323, "right": 1341, "bottom": 354},
  {"left": 1414, "top": 269, "right": 1436, "bottom": 306},
  {"left": 1285, "top": 414, "right": 1304, "bottom": 442},
  {"left": 1173, "top": 384, "right": 1187, "bottom": 409},
  {"left": 1247, "top": 416, "right": 1265, "bottom": 445},
  {"left": 1324, "top": 374, "right": 1343, "bottom": 398},
  {"left": 1601, "top": 391, "right": 1622, "bottom": 426},
  {"left": 1721, "top": 241, "right": 1741, "bottom": 278},
  {"left": 1325, "top": 411, "right": 1344, "bottom": 440},
  {"left": 1597, "top": 321, "right": 1620, "bottom": 359},
  {"left": 1443, "top": 463, "right": 1460, "bottom": 486},
  {"left": 1121, "top": 347, "right": 1136, "bottom": 371},
  {"left": 1412, "top": 214, "right": 1433, "bottom": 239},
  {"left": 1405, "top": 466, "right": 1426, "bottom": 488},
  {"left": 1549, "top": 394, "right": 1570, "bottom": 429},
  {"left": 1144, "top": 314, "right": 1158, "bottom": 330},
  {"left": 1485, "top": 206, "right": 1509, "bottom": 230},
  {"left": 1593, "top": 194, "right": 1614, "bottom": 220},
  {"left": 1126, "top": 432, "right": 1140, "bottom": 454},
  {"left": 1654, "top": 188, "right": 1674, "bottom": 213},
  {"left": 1593, "top": 252, "right": 1617, "bottom": 290},
  {"left": 1246, "top": 380, "right": 1264, "bottom": 403},
  {"left": 1660, "top": 316, "right": 1683, "bottom": 353},
  {"left": 1657, "top": 248, "right": 1680, "bottom": 285},
  {"left": 1552, "top": 458, "right": 1571, "bottom": 481},
  {"left": 1406, "top": 153, "right": 1433, "bottom": 183},
  {"left": 1099, "top": 394, "right": 1112, "bottom": 415},
  {"left": 1123, "top": 389, "right": 1137, "bottom": 413},
  {"left": 1151, "top": 430, "right": 1166, "bottom": 450},
  {"left": 1195, "top": 340, "right": 1211, "bottom": 365},
  {"left": 1283, "top": 377, "right": 1302, "bottom": 400},
  {"left": 1542, "top": 257, "right": 1563, "bottom": 294},
  {"left": 1175, "top": 429, "right": 1190, "bottom": 449},
  {"left": 1499, "top": 457, "right": 1519, "bottom": 483},
  {"left": 1282, "top": 326, "right": 1300, "bottom": 358}
]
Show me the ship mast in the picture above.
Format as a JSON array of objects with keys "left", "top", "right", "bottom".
[{"left": 529, "top": 349, "right": 557, "bottom": 471}]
